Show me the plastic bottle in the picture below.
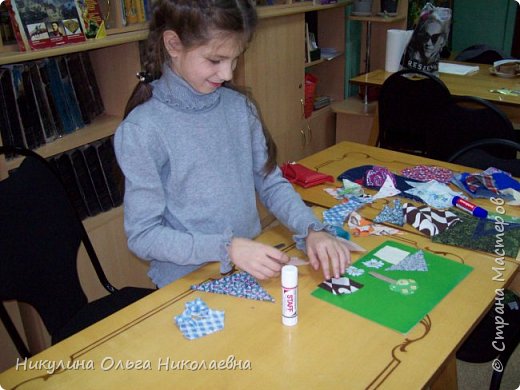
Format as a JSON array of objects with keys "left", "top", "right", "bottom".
[{"left": 282, "top": 265, "right": 298, "bottom": 326}]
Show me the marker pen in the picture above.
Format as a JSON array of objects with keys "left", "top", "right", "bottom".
[
  {"left": 282, "top": 265, "right": 298, "bottom": 326},
  {"left": 451, "top": 196, "right": 488, "bottom": 219}
]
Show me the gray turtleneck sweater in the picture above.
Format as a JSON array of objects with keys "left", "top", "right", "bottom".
[{"left": 114, "top": 66, "right": 327, "bottom": 287}]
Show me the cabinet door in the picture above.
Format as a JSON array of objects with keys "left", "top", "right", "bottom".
[{"left": 239, "top": 13, "right": 305, "bottom": 163}]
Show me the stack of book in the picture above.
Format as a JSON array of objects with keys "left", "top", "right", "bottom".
[
  {"left": 49, "top": 136, "right": 123, "bottom": 220},
  {"left": 0, "top": 52, "right": 104, "bottom": 155}
]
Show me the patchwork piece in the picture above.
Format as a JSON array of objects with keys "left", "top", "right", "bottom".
[
  {"left": 404, "top": 180, "right": 463, "bottom": 209},
  {"left": 362, "top": 259, "right": 385, "bottom": 269},
  {"left": 174, "top": 298, "right": 225, "bottom": 340},
  {"left": 463, "top": 168, "right": 520, "bottom": 194},
  {"left": 371, "top": 175, "right": 401, "bottom": 200},
  {"left": 191, "top": 272, "right": 275, "bottom": 302},
  {"left": 364, "top": 166, "right": 396, "bottom": 187},
  {"left": 389, "top": 278, "right": 419, "bottom": 296},
  {"left": 318, "top": 277, "right": 364, "bottom": 295},
  {"left": 374, "top": 199, "right": 405, "bottom": 226},
  {"left": 432, "top": 210, "right": 520, "bottom": 257},
  {"left": 452, "top": 168, "right": 520, "bottom": 200},
  {"left": 403, "top": 203, "right": 461, "bottom": 237},
  {"left": 401, "top": 165, "right": 453, "bottom": 184},
  {"left": 387, "top": 250, "right": 428, "bottom": 272},
  {"left": 345, "top": 265, "right": 365, "bottom": 276},
  {"left": 338, "top": 165, "right": 423, "bottom": 202},
  {"left": 348, "top": 211, "right": 402, "bottom": 236},
  {"left": 323, "top": 197, "right": 372, "bottom": 226}
]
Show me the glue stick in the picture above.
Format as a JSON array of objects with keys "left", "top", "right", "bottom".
[
  {"left": 451, "top": 196, "right": 488, "bottom": 219},
  {"left": 282, "top": 265, "right": 298, "bottom": 326}
]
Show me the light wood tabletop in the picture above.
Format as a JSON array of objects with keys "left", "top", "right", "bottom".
[
  {"left": 349, "top": 63, "right": 520, "bottom": 106},
  {"left": 0, "top": 142, "right": 518, "bottom": 389}
]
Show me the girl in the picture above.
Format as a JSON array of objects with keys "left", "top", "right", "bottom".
[{"left": 114, "top": 0, "right": 351, "bottom": 288}]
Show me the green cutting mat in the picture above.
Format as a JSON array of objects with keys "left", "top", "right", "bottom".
[{"left": 312, "top": 240, "right": 473, "bottom": 334}]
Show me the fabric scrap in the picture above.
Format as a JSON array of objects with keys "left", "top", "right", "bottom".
[
  {"left": 364, "top": 166, "right": 396, "bottom": 187},
  {"left": 432, "top": 209, "right": 520, "bottom": 257},
  {"left": 174, "top": 298, "right": 225, "bottom": 340},
  {"left": 374, "top": 199, "right": 405, "bottom": 226},
  {"left": 404, "top": 180, "right": 463, "bottom": 209},
  {"left": 371, "top": 175, "right": 401, "bottom": 200},
  {"left": 401, "top": 165, "right": 453, "bottom": 183},
  {"left": 387, "top": 250, "right": 429, "bottom": 271},
  {"left": 319, "top": 277, "right": 364, "bottom": 295},
  {"left": 403, "top": 203, "right": 461, "bottom": 237},
  {"left": 347, "top": 211, "right": 402, "bottom": 236},
  {"left": 323, "top": 197, "right": 373, "bottom": 226},
  {"left": 191, "top": 271, "right": 275, "bottom": 302}
]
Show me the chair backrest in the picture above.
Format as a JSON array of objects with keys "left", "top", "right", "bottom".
[
  {"left": 448, "top": 138, "right": 520, "bottom": 177},
  {"left": 378, "top": 69, "right": 452, "bottom": 156},
  {"left": 433, "top": 96, "right": 517, "bottom": 161},
  {"left": 0, "top": 147, "right": 115, "bottom": 338}
]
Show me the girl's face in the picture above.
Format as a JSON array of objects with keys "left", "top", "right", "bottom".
[{"left": 165, "top": 31, "right": 244, "bottom": 94}]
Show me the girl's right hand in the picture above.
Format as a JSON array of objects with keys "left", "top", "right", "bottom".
[{"left": 228, "top": 237, "right": 289, "bottom": 280}]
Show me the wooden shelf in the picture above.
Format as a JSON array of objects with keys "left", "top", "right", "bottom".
[
  {"left": 0, "top": 29, "right": 148, "bottom": 65},
  {"left": 331, "top": 96, "right": 377, "bottom": 116},
  {"left": 256, "top": 0, "right": 350, "bottom": 18},
  {"left": 305, "top": 51, "right": 344, "bottom": 68},
  {"left": 5, "top": 113, "right": 121, "bottom": 171}
]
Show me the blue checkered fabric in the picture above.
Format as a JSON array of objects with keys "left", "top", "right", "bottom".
[
  {"left": 174, "top": 298, "right": 225, "bottom": 340},
  {"left": 323, "top": 197, "right": 372, "bottom": 226}
]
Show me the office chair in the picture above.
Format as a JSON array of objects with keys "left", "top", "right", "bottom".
[
  {"left": 0, "top": 146, "right": 155, "bottom": 358},
  {"left": 448, "top": 138, "right": 520, "bottom": 177},
  {"left": 433, "top": 96, "right": 517, "bottom": 162},
  {"left": 378, "top": 69, "right": 452, "bottom": 156}
]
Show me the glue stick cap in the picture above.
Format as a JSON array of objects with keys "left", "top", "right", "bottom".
[{"left": 282, "top": 265, "right": 298, "bottom": 288}]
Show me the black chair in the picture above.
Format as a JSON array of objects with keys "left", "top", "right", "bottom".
[
  {"left": 456, "top": 290, "right": 520, "bottom": 390},
  {"left": 0, "top": 146, "right": 155, "bottom": 358},
  {"left": 378, "top": 69, "right": 452, "bottom": 156},
  {"left": 448, "top": 138, "right": 520, "bottom": 177},
  {"left": 433, "top": 96, "right": 518, "bottom": 162}
]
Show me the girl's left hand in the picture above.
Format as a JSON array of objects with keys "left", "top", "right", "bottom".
[{"left": 306, "top": 230, "right": 351, "bottom": 280}]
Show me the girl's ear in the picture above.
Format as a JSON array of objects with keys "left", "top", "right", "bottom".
[{"left": 163, "top": 30, "right": 183, "bottom": 58}]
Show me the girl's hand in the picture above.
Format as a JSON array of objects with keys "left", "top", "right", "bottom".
[
  {"left": 228, "top": 237, "right": 289, "bottom": 280},
  {"left": 306, "top": 230, "right": 351, "bottom": 280}
]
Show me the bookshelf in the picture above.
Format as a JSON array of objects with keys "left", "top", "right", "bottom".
[{"left": 0, "top": 0, "right": 349, "bottom": 369}]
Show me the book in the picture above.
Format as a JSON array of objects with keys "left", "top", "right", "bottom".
[
  {"left": 65, "top": 53, "right": 97, "bottom": 124},
  {"left": 41, "top": 58, "right": 78, "bottom": 134},
  {"left": 123, "top": 0, "right": 139, "bottom": 25},
  {"left": 0, "top": 66, "right": 26, "bottom": 149},
  {"left": 36, "top": 60, "right": 66, "bottom": 136},
  {"left": 70, "top": 147, "right": 102, "bottom": 217},
  {"left": 4, "top": 0, "right": 28, "bottom": 51},
  {"left": 0, "top": 2, "right": 16, "bottom": 45},
  {"left": 50, "top": 152, "right": 89, "bottom": 220},
  {"left": 75, "top": 0, "right": 106, "bottom": 39},
  {"left": 7, "top": 0, "right": 86, "bottom": 51},
  {"left": 0, "top": 69, "right": 15, "bottom": 155},
  {"left": 83, "top": 141, "right": 114, "bottom": 212},
  {"left": 27, "top": 62, "right": 59, "bottom": 143},
  {"left": 78, "top": 51, "right": 104, "bottom": 116},
  {"left": 20, "top": 64, "right": 46, "bottom": 149},
  {"left": 95, "top": 137, "right": 123, "bottom": 207}
]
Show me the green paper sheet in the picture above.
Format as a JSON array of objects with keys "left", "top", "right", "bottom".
[{"left": 311, "top": 240, "right": 473, "bottom": 334}]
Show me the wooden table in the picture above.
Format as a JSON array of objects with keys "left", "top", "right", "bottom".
[
  {"left": 349, "top": 63, "right": 520, "bottom": 124},
  {"left": 0, "top": 143, "right": 518, "bottom": 389}
]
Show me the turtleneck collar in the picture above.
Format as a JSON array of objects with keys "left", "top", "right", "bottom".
[{"left": 152, "top": 64, "right": 221, "bottom": 112}]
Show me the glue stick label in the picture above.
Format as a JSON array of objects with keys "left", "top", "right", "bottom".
[{"left": 282, "top": 286, "right": 298, "bottom": 324}]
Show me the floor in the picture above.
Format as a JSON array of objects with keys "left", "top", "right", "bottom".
[{"left": 457, "top": 346, "right": 520, "bottom": 390}]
